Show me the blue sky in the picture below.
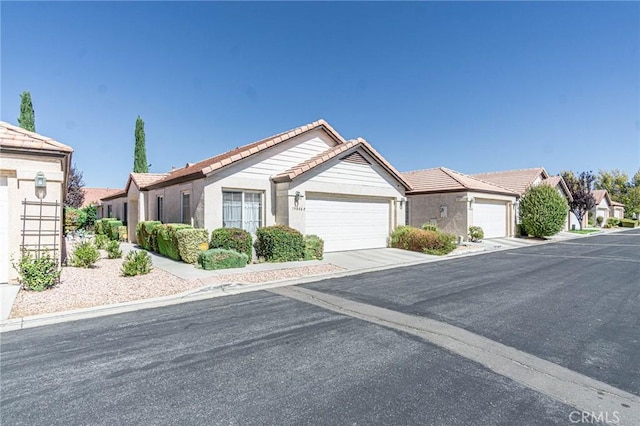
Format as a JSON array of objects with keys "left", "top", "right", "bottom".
[{"left": 2, "top": 1, "right": 638, "bottom": 188}]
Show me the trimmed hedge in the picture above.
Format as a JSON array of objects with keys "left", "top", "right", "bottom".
[
  {"left": 198, "top": 248, "right": 248, "bottom": 270},
  {"left": 254, "top": 225, "right": 304, "bottom": 262},
  {"left": 105, "top": 220, "right": 123, "bottom": 241},
  {"left": 95, "top": 219, "right": 105, "bottom": 236},
  {"left": 209, "top": 227, "right": 253, "bottom": 263},
  {"left": 389, "top": 226, "right": 457, "bottom": 255},
  {"left": 156, "top": 223, "right": 193, "bottom": 260},
  {"left": 136, "top": 221, "right": 162, "bottom": 250},
  {"left": 621, "top": 218, "right": 639, "bottom": 228},
  {"left": 303, "top": 235, "right": 324, "bottom": 260},
  {"left": 176, "top": 228, "right": 209, "bottom": 264}
]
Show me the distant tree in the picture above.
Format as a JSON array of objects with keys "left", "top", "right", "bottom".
[
  {"left": 65, "top": 165, "right": 85, "bottom": 208},
  {"left": 595, "top": 168, "right": 640, "bottom": 218},
  {"left": 595, "top": 169, "right": 629, "bottom": 200},
  {"left": 519, "top": 184, "right": 568, "bottom": 237},
  {"left": 133, "top": 116, "right": 149, "bottom": 173},
  {"left": 561, "top": 171, "right": 596, "bottom": 230},
  {"left": 18, "top": 91, "right": 36, "bottom": 132}
]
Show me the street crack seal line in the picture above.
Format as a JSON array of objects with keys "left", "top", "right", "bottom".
[{"left": 270, "top": 286, "right": 640, "bottom": 425}]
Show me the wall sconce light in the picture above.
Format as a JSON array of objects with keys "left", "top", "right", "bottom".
[
  {"left": 34, "top": 171, "right": 47, "bottom": 200},
  {"left": 399, "top": 197, "right": 406, "bottom": 209},
  {"left": 293, "top": 191, "right": 304, "bottom": 207}
]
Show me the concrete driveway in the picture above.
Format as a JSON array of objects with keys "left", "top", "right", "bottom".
[{"left": 323, "top": 247, "right": 432, "bottom": 270}]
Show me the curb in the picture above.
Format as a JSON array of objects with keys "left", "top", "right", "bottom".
[{"left": 1, "top": 229, "right": 625, "bottom": 332}]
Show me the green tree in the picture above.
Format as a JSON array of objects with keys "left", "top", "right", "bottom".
[
  {"left": 133, "top": 116, "right": 148, "bottom": 173},
  {"left": 561, "top": 170, "right": 596, "bottom": 230},
  {"left": 519, "top": 184, "right": 569, "bottom": 237},
  {"left": 65, "top": 165, "right": 85, "bottom": 208},
  {"left": 18, "top": 91, "right": 36, "bottom": 132},
  {"left": 595, "top": 168, "right": 640, "bottom": 218}
]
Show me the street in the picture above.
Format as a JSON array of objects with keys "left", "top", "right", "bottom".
[{"left": 2, "top": 229, "right": 639, "bottom": 425}]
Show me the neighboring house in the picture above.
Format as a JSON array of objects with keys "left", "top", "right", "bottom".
[
  {"left": 591, "top": 190, "right": 612, "bottom": 225},
  {"left": 610, "top": 200, "right": 625, "bottom": 220},
  {"left": 403, "top": 167, "right": 518, "bottom": 239},
  {"left": 0, "top": 121, "right": 73, "bottom": 283},
  {"left": 101, "top": 120, "right": 411, "bottom": 252},
  {"left": 472, "top": 167, "right": 576, "bottom": 232},
  {"left": 81, "top": 187, "right": 123, "bottom": 218}
]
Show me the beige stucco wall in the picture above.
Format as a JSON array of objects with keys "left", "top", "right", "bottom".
[
  {"left": 2, "top": 153, "right": 67, "bottom": 282},
  {"left": 407, "top": 192, "right": 470, "bottom": 238}
]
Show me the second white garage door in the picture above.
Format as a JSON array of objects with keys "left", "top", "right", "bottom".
[
  {"left": 305, "top": 194, "right": 390, "bottom": 252},
  {"left": 473, "top": 200, "right": 508, "bottom": 238}
]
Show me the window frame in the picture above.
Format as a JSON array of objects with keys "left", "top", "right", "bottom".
[
  {"left": 222, "top": 190, "right": 263, "bottom": 234},
  {"left": 156, "top": 196, "right": 164, "bottom": 222},
  {"left": 181, "top": 191, "right": 191, "bottom": 225}
]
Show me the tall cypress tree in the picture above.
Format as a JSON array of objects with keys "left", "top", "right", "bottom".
[
  {"left": 133, "top": 116, "right": 148, "bottom": 173},
  {"left": 18, "top": 91, "right": 36, "bottom": 132}
]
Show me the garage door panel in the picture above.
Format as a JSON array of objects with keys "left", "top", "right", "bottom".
[
  {"left": 306, "top": 195, "right": 390, "bottom": 252},
  {"left": 473, "top": 200, "right": 507, "bottom": 239}
]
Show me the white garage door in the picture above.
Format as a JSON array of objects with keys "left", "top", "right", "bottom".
[
  {"left": 473, "top": 200, "right": 507, "bottom": 238},
  {"left": 0, "top": 177, "right": 8, "bottom": 283},
  {"left": 306, "top": 195, "right": 390, "bottom": 252}
]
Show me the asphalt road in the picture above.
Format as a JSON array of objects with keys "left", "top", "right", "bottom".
[{"left": 2, "top": 229, "right": 638, "bottom": 425}]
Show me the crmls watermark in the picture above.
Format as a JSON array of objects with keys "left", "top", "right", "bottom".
[{"left": 569, "top": 410, "right": 620, "bottom": 424}]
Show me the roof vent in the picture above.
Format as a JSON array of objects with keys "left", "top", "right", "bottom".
[{"left": 340, "top": 151, "right": 370, "bottom": 165}]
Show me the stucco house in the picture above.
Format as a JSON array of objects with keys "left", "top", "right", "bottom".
[
  {"left": 590, "top": 190, "right": 612, "bottom": 225},
  {"left": 81, "top": 187, "right": 123, "bottom": 218},
  {"left": 101, "top": 120, "right": 411, "bottom": 252},
  {"left": 403, "top": 167, "right": 518, "bottom": 239},
  {"left": 0, "top": 121, "right": 72, "bottom": 283},
  {"left": 610, "top": 200, "right": 625, "bottom": 220},
  {"left": 472, "top": 167, "right": 576, "bottom": 231}
]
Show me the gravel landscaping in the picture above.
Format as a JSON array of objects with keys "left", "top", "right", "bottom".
[{"left": 9, "top": 251, "right": 344, "bottom": 319}]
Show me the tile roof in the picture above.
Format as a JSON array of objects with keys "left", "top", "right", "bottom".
[
  {"left": 610, "top": 200, "right": 625, "bottom": 207},
  {"left": 82, "top": 187, "right": 124, "bottom": 207},
  {"left": 101, "top": 189, "right": 127, "bottom": 201},
  {"left": 541, "top": 175, "right": 573, "bottom": 201},
  {"left": 128, "top": 173, "right": 168, "bottom": 190},
  {"left": 403, "top": 167, "right": 517, "bottom": 195},
  {"left": 272, "top": 137, "right": 412, "bottom": 189},
  {"left": 471, "top": 167, "right": 548, "bottom": 195},
  {"left": 591, "top": 189, "right": 610, "bottom": 205},
  {"left": 145, "top": 119, "right": 347, "bottom": 190},
  {"left": 0, "top": 121, "right": 73, "bottom": 153}
]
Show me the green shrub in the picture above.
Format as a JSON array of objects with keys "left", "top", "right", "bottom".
[
  {"left": 210, "top": 227, "right": 253, "bottom": 262},
  {"left": 588, "top": 217, "right": 595, "bottom": 227},
  {"left": 468, "top": 226, "right": 484, "bottom": 242},
  {"left": 198, "top": 248, "right": 248, "bottom": 270},
  {"left": 102, "top": 219, "right": 123, "bottom": 241},
  {"left": 117, "top": 225, "right": 128, "bottom": 242},
  {"left": 303, "top": 235, "right": 324, "bottom": 260},
  {"left": 620, "top": 218, "right": 639, "bottom": 228},
  {"left": 121, "top": 250, "right": 153, "bottom": 277},
  {"left": 519, "top": 184, "right": 569, "bottom": 237},
  {"left": 70, "top": 241, "right": 100, "bottom": 268},
  {"left": 176, "top": 228, "right": 209, "bottom": 264},
  {"left": 596, "top": 216, "right": 604, "bottom": 226},
  {"left": 12, "top": 251, "right": 60, "bottom": 291},
  {"left": 136, "top": 221, "right": 162, "bottom": 251},
  {"left": 64, "top": 207, "right": 80, "bottom": 235},
  {"left": 82, "top": 205, "right": 97, "bottom": 230},
  {"left": 421, "top": 223, "right": 438, "bottom": 232},
  {"left": 425, "top": 232, "right": 457, "bottom": 256},
  {"left": 95, "top": 219, "right": 104, "bottom": 236},
  {"left": 94, "top": 234, "right": 109, "bottom": 250},
  {"left": 389, "top": 226, "right": 457, "bottom": 255},
  {"left": 388, "top": 226, "right": 413, "bottom": 249},
  {"left": 106, "top": 240, "right": 122, "bottom": 259},
  {"left": 515, "top": 223, "right": 528, "bottom": 237},
  {"left": 607, "top": 217, "right": 620, "bottom": 227},
  {"left": 157, "top": 223, "right": 193, "bottom": 260},
  {"left": 254, "top": 225, "right": 304, "bottom": 262}
]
